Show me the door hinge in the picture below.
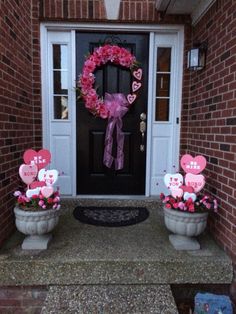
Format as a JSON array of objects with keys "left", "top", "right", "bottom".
[{"left": 176, "top": 117, "right": 179, "bottom": 124}]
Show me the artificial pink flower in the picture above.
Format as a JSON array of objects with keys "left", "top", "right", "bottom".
[
  {"left": 178, "top": 202, "right": 185, "bottom": 210},
  {"left": 14, "top": 191, "right": 22, "bottom": 197},
  {"left": 38, "top": 200, "right": 44, "bottom": 207},
  {"left": 47, "top": 198, "right": 53, "bottom": 204},
  {"left": 99, "top": 105, "right": 109, "bottom": 119}
]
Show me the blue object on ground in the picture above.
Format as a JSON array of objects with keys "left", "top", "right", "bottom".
[{"left": 194, "top": 292, "right": 233, "bottom": 314}]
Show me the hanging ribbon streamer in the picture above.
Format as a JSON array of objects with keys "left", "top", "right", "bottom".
[{"left": 103, "top": 93, "right": 129, "bottom": 170}]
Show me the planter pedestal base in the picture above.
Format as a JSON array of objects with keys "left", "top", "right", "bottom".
[
  {"left": 169, "top": 234, "right": 200, "bottom": 250},
  {"left": 22, "top": 234, "right": 52, "bottom": 250}
]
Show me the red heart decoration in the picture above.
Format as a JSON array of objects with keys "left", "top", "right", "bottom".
[
  {"left": 23, "top": 149, "right": 51, "bottom": 170},
  {"left": 180, "top": 154, "right": 207, "bottom": 174},
  {"left": 180, "top": 185, "right": 194, "bottom": 193},
  {"left": 19, "top": 164, "right": 38, "bottom": 185},
  {"left": 127, "top": 94, "right": 137, "bottom": 105},
  {"left": 30, "top": 181, "right": 46, "bottom": 189},
  {"left": 132, "top": 81, "right": 142, "bottom": 92},
  {"left": 133, "top": 68, "right": 142, "bottom": 80}
]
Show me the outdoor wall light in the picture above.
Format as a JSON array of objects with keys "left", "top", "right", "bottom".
[{"left": 187, "top": 42, "right": 207, "bottom": 71}]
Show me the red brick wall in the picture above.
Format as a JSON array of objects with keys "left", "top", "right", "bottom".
[
  {"left": 185, "top": 0, "right": 236, "bottom": 263},
  {"left": 0, "top": 286, "right": 48, "bottom": 312},
  {"left": 0, "top": 0, "right": 41, "bottom": 246}
]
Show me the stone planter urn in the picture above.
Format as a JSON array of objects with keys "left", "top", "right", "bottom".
[
  {"left": 14, "top": 206, "right": 60, "bottom": 250},
  {"left": 163, "top": 207, "right": 208, "bottom": 250}
]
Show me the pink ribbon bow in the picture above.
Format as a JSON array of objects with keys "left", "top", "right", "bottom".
[{"left": 103, "top": 93, "right": 129, "bottom": 170}]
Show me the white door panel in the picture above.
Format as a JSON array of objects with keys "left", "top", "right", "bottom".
[
  {"left": 43, "top": 31, "right": 75, "bottom": 195},
  {"left": 150, "top": 33, "right": 183, "bottom": 195}
]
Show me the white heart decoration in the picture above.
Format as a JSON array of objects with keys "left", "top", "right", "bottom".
[
  {"left": 132, "top": 81, "right": 142, "bottom": 92},
  {"left": 41, "top": 186, "right": 54, "bottom": 198},
  {"left": 26, "top": 187, "right": 41, "bottom": 198},
  {"left": 171, "top": 188, "right": 183, "bottom": 198},
  {"left": 183, "top": 192, "right": 197, "bottom": 202},
  {"left": 127, "top": 94, "right": 137, "bottom": 105},
  {"left": 133, "top": 68, "right": 142, "bottom": 80},
  {"left": 185, "top": 173, "right": 205, "bottom": 193},
  {"left": 38, "top": 169, "right": 59, "bottom": 186},
  {"left": 164, "top": 173, "right": 183, "bottom": 189}
]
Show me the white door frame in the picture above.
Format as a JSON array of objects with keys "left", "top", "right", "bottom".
[{"left": 40, "top": 23, "right": 184, "bottom": 197}]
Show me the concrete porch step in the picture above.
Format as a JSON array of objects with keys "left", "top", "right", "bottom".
[
  {"left": 0, "top": 198, "right": 232, "bottom": 287},
  {"left": 41, "top": 284, "right": 178, "bottom": 314}
]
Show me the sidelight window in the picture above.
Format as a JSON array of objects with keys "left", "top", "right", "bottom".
[
  {"left": 155, "top": 47, "right": 171, "bottom": 121},
  {"left": 52, "top": 44, "right": 69, "bottom": 120}
]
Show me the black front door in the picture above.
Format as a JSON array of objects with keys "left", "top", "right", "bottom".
[{"left": 76, "top": 32, "right": 149, "bottom": 195}]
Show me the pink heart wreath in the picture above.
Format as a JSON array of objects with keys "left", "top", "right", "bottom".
[{"left": 77, "top": 44, "right": 143, "bottom": 170}]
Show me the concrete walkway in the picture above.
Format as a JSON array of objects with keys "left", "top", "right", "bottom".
[
  {"left": 0, "top": 198, "right": 233, "bottom": 313},
  {"left": 42, "top": 285, "right": 178, "bottom": 313}
]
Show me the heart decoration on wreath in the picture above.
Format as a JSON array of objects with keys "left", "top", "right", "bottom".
[{"left": 77, "top": 44, "right": 142, "bottom": 170}]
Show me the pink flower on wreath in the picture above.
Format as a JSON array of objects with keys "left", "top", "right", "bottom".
[
  {"left": 99, "top": 104, "right": 109, "bottom": 119},
  {"left": 165, "top": 203, "right": 172, "bottom": 209},
  {"left": 84, "top": 59, "right": 96, "bottom": 72}
]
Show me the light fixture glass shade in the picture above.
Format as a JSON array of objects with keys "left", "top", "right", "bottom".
[{"left": 187, "top": 47, "right": 206, "bottom": 71}]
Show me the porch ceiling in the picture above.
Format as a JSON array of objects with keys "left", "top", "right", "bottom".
[{"left": 156, "top": 0, "right": 216, "bottom": 24}]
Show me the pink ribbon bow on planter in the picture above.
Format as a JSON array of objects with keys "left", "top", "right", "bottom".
[{"left": 103, "top": 93, "right": 129, "bottom": 170}]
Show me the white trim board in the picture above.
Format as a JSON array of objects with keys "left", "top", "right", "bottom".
[{"left": 40, "top": 23, "right": 184, "bottom": 197}]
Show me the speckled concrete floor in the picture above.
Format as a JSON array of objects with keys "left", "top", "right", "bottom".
[
  {"left": 41, "top": 284, "right": 178, "bottom": 314},
  {"left": 0, "top": 198, "right": 232, "bottom": 287}
]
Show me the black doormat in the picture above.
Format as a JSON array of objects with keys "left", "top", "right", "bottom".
[{"left": 73, "top": 206, "right": 149, "bottom": 227}]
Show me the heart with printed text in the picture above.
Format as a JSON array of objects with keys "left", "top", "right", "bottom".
[
  {"left": 127, "top": 94, "right": 137, "bottom": 105},
  {"left": 23, "top": 149, "right": 51, "bottom": 170},
  {"left": 38, "top": 169, "right": 59, "bottom": 186},
  {"left": 171, "top": 188, "right": 183, "bottom": 198},
  {"left": 180, "top": 154, "right": 206, "bottom": 174},
  {"left": 164, "top": 173, "right": 183, "bottom": 189},
  {"left": 41, "top": 186, "right": 54, "bottom": 198},
  {"left": 133, "top": 68, "right": 142, "bottom": 80},
  {"left": 19, "top": 164, "right": 38, "bottom": 185},
  {"left": 183, "top": 192, "right": 197, "bottom": 202},
  {"left": 132, "top": 81, "right": 142, "bottom": 92},
  {"left": 185, "top": 173, "right": 205, "bottom": 193}
]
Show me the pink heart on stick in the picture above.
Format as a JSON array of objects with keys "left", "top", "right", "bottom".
[
  {"left": 19, "top": 164, "right": 38, "bottom": 185},
  {"left": 164, "top": 173, "right": 183, "bottom": 189},
  {"left": 180, "top": 154, "right": 207, "bottom": 174},
  {"left": 185, "top": 173, "right": 205, "bottom": 193},
  {"left": 41, "top": 186, "right": 54, "bottom": 198},
  {"left": 133, "top": 68, "right": 142, "bottom": 80},
  {"left": 127, "top": 94, "right": 137, "bottom": 105},
  {"left": 171, "top": 188, "right": 183, "bottom": 198},
  {"left": 132, "top": 81, "right": 142, "bottom": 92},
  {"left": 23, "top": 149, "right": 51, "bottom": 170}
]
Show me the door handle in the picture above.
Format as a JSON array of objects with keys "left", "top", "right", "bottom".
[{"left": 140, "top": 113, "right": 146, "bottom": 152}]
